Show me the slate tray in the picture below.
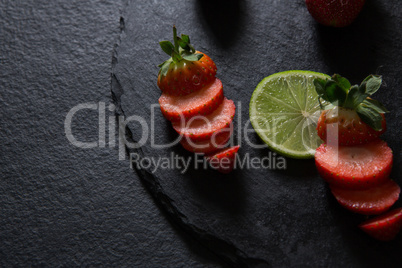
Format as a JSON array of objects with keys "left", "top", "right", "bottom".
[{"left": 111, "top": 0, "right": 402, "bottom": 266}]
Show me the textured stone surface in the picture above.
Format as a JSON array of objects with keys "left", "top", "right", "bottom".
[
  {"left": 112, "top": 0, "right": 402, "bottom": 266},
  {"left": 0, "top": 0, "right": 223, "bottom": 267}
]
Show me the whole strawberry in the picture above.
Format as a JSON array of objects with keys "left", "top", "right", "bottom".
[
  {"left": 305, "top": 0, "right": 366, "bottom": 27},
  {"left": 158, "top": 26, "right": 217, "bottom": 96},
  {"left": 314, "top": 74, "right": 388, "bottom": 146}
]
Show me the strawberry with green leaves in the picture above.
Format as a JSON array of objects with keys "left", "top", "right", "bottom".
[
  {"left": 158, "top": 26, "right": 217, "bottom": 96},
  {"left": 314, "top": 74, "right": 388, "bottom": 146}
]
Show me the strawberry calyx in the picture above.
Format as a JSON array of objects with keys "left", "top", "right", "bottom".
[
  {"left": 314, "top": 74, "right": 389, "bottom": 131},
  {"left": 158, "top": 26, "right": 204, "bottom": 77}
]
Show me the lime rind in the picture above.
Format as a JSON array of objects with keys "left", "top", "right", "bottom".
[{"left": 249, "top": 70, "right": 331, "bottom": 159}]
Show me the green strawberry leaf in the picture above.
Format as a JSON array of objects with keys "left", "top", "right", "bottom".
[
  {"left": 160, "top": 41, "right": 174, "bottom": 56},
  {"left": 314, "top": 78, "right": 326, "bottom": 96},
  {"left": 178, "top": 34, "right": 195, "bottom": 53},
  {"left": 343, "top": 85, "right": 358, "bottom": 109},
  {"left": 181, "top": 34, "right": 190, "bottom": 44},
  {"left": 365, "top": 75, "right": 382, "bottom": 95},
  {"left": 158, "top": 26, "right": 202, "bottom": 74},
  {"left": 356, "top": 105, "right": 384, "bottom": 131},
  {"left": 332, "top": 74, "right": 351, "bottom": 91},
  {"left": 182, "top": 53, "right": 203, "bottom": 62},
  {"left": 177, "top": 37, "right": 187, "bottom": 49},
  {"left": 187, "top": 43, "right": 195, "bottom": 53},
  {"left": 325, "top": 80, "right": 347, "bottom": 106},
  {"left": 158, "top": 59, "right": 167, "bottom": 68},
  {"left": 159, "top": 59, "right": 172, "bottom": 76},
  {"left": 171, "top": 51, "right": 182, "bottom": 62},
  {"left": 314, "top": 78, "right": 329, "bottom": 108},
  {"left": 344, "top": 85, "right": 369, "bottom": 109},
  {"left": 361, "top": 98, "right": 389, "bottom": 114}
]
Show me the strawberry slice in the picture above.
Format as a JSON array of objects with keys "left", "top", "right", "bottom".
[
  {"left": 330, "top": 179, "right": 400, "bottom": 215},
  {"left": 206, "top": 145, "right": 240, "bottom": 174},
  {"left": 315, "top": 140, "right": 393, "bottom": 189},
  {"left": 359, "top": 208, "right": 402, "bottom": 241},
  {"left": 180, "top": 125, "right": 232, "bottom": 154},
  {"left": 159, "top": 78, "right": 224, "bottom": 121},
  {"left": 172, "top": 98, "right": 235, "bottom": 141}
]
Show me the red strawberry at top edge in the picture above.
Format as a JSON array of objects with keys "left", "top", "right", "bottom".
[
  {"left": 158, "top": 26, "right": 217, "bottom": 96},
  {"left": 305, "top": 0, "right": 366, "bottom": 27},
  {"left": 314, "top": 74, "right": 388, "bottom": 146},
  {"left": 359, "top": 208, "right": 402, "bottom": 241},
  {"left": 315, "top": 140, "right": 393, "bottom": 189}
]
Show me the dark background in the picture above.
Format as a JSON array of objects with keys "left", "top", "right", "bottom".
[
  {"left": 1, "top": 0, "right": 401, "bottom": 267},
  {"left": 1, "top": 0, "right": 222, "bottom": 267}
]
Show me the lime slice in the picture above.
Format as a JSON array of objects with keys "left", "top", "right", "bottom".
[{"left": 249, "top": 70, "right": 330, "bottom": 159}]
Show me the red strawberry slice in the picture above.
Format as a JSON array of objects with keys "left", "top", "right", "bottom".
[
  {"left": 206, "top": 145, "right": 240, "bottom": 174},
  {"left": 359, "top": 208, "right": 402, "bottom": 241},
  {"left": 315, "top": 140, "right": 393, "bottom": 189},
  {"left": 180, "top": 125, "right": 232, "bottom": 154},
  {"left": 159, "top": 78, "right": 224, "bottom": 121},
  {"left": 330, "top": 179, "right": 400, "bottom": 215},
  {"left": 172, "top": 98, "right": 235, "bottom": 141}
]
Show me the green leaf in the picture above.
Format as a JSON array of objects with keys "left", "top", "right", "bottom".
[
  {"left": 187, "top": 43, "right": 195, "bottom": 53},
  {"left": 325, "top": 80, "right": 347, "bottom": 106},
  {"left": 159, "top": 60, "right": 172, "bottom": 76},
  {"left": 158, "top": 59, "right": 168, "bottom": 68},
  {"left": 314, "top": 78, "right": 326, "bottom": 96},
  {"left": 361, "top": 98, "right": 389, "bottom": 113},
  {"left": 332, "top": 74, "right": 351, "bottom": 91},
  {"left": 343, "top": 85, "right": 358, "bottom": 109},
  {"left": 182, "top": 53, "right": 203, "bottom": 62},
  {"left": 171, "top": 51, "right": 182, "bottom": 62},
  {"left": 159, "top": 41, "right": 174, "bottom": 56},
  {"left": 365, "top": 75, "right": 382, "bottom": 95},
  {"left": 177, "top": 37, "right": 189, "bottom": 50},
  {"left": 355, "top": 81, "right": 370, "bottom": 104},
  {"left": 314, "top": 78, "right": 329, "bottom": 106},
  {"left": 359, "top": 80, "right": 367, "bottom": 94},
  {"left": 172, "top": 25, "right": 179, "bottom": 51},
  {"left": 343, "top": 85, "right": 368, "bottom": 109},
  {"left": 181, "top": 34, "right": 190, "bottom": 44},
  {"left": 356, "top": 105, "right": 384, "bottom": 131}
]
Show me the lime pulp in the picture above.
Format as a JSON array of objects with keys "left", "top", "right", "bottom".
[{"left": 249, "top": 70, "right": 330, "bottom": 159}]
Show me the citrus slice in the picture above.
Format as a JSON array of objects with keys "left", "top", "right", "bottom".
[{"left": 249, "top": 70, "right": 330, "bottom": 159}]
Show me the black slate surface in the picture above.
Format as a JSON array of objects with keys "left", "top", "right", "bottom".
[
  {"left": 112, "top": 0, "right": 402, "bottom": 267},
  {"left": 0, "top": 0, "right": 224, "bottom": 267}
]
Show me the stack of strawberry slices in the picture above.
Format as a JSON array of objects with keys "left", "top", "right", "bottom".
[
  {"left": 314, "top": 74, "right": 402, "bottom": 241},
  {"left": 157, "top": 27, "right": 239, "bottom": 173}
]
